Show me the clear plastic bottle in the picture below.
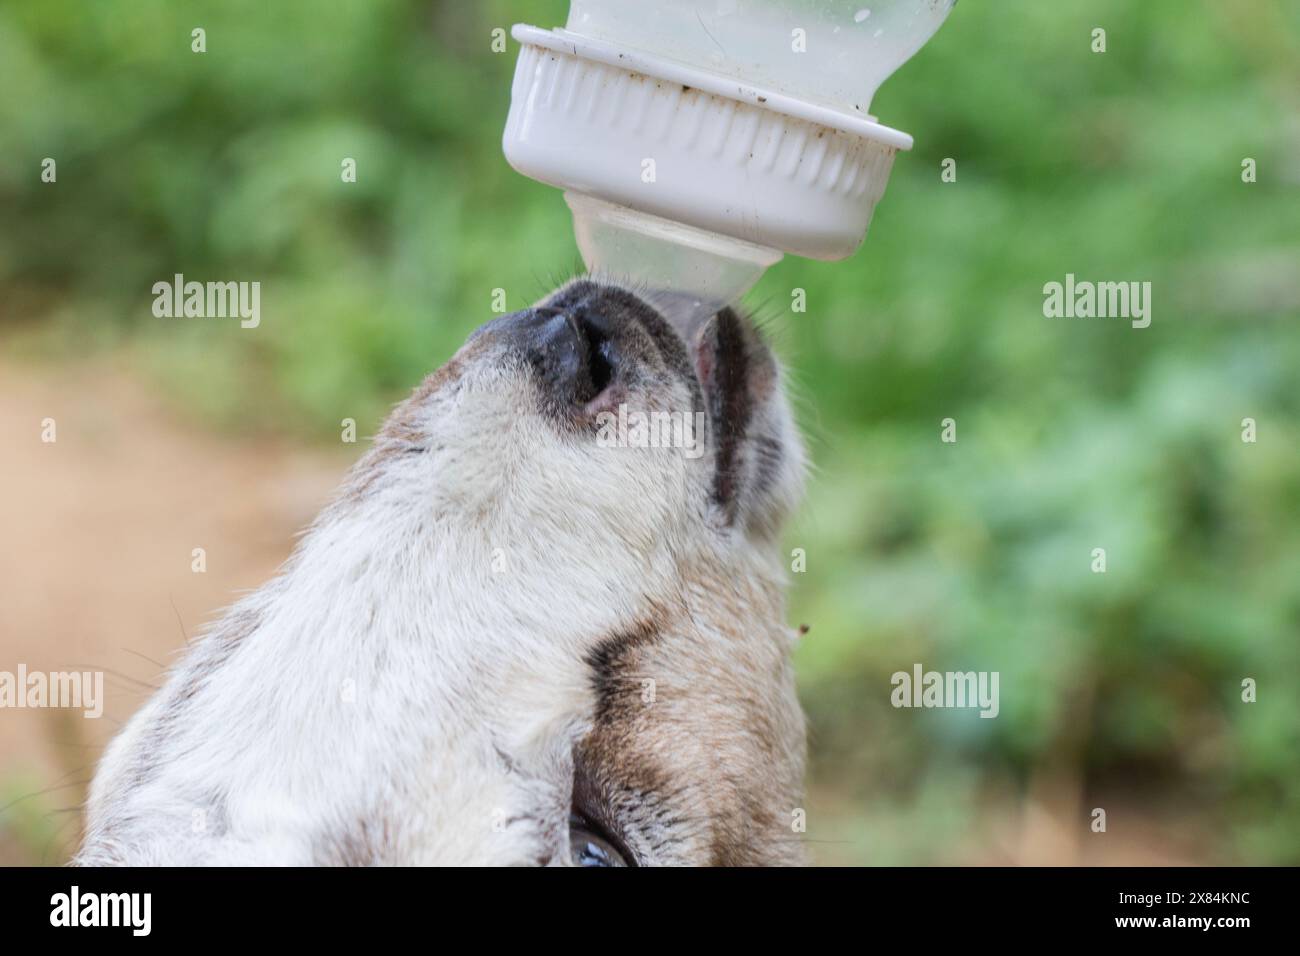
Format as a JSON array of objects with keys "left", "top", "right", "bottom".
[{"left": 566, "top": 0, "right": 954, "bottom": 117}]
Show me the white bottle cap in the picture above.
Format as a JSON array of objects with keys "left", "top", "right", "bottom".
[{"left": 503, "top": 23, "right": 914, "bottom": 309}]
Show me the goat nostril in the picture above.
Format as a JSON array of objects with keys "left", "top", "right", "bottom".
[
  {"left": 567, "top": 311, "right": 615, "bottom": 404},
  {"left": 588, "top": 338, "right": 614, "bottom": 395}
]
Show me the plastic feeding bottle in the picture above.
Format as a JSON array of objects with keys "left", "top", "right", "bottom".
[{"left": 501, "top": 0, "right": 957, "bottom": 320}]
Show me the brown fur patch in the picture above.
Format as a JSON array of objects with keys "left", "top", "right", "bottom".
[
  {"left": 312, "top": 815, "right": 396, "bottom": 866},
  {"left": 380, "top": 353, "right": 466, "bottom": 444},
  {"left": 573, "top": 581, "right": 806, "bottom": 866},
  {"left": 340, "top": 344, "right": 481, "bottom": 504}
]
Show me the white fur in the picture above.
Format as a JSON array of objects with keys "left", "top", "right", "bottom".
[{"left": 80, "top": 293, "right": 806, "bottom": 866}]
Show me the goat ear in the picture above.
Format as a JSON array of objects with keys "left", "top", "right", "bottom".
[
  {"left": 693, "top": 306, "right": 800, "bottom": 540},
  {"left": 692, "top": 308, "right": 778, "bottom": 407},
  {"left": 690, "top": 308, "right": 760, "bottom": 523}
]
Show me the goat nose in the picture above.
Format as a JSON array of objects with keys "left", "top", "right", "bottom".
[{"left": 489, "top": 306, "right": 615, "bottom": 406}]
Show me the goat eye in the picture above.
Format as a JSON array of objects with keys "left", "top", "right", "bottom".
[{"left": 569, "top": 814, "right": 629, "bottom": 867}]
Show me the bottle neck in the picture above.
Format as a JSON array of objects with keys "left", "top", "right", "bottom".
[{"left": 565, "top": 191, "right": 783, "bottom": 325}]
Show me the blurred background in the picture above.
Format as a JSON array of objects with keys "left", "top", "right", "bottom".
[{"left": 2, "top": 0, "right": 1298, "bottom": 865}]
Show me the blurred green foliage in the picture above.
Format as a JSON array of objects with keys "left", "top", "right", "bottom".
[{"left": 2, "top": 1, "right": 1298, "bottom": 863}]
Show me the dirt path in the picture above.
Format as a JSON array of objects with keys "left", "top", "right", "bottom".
[{"left": 0, "top": 354, "right": 351, "bottom": 863}]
